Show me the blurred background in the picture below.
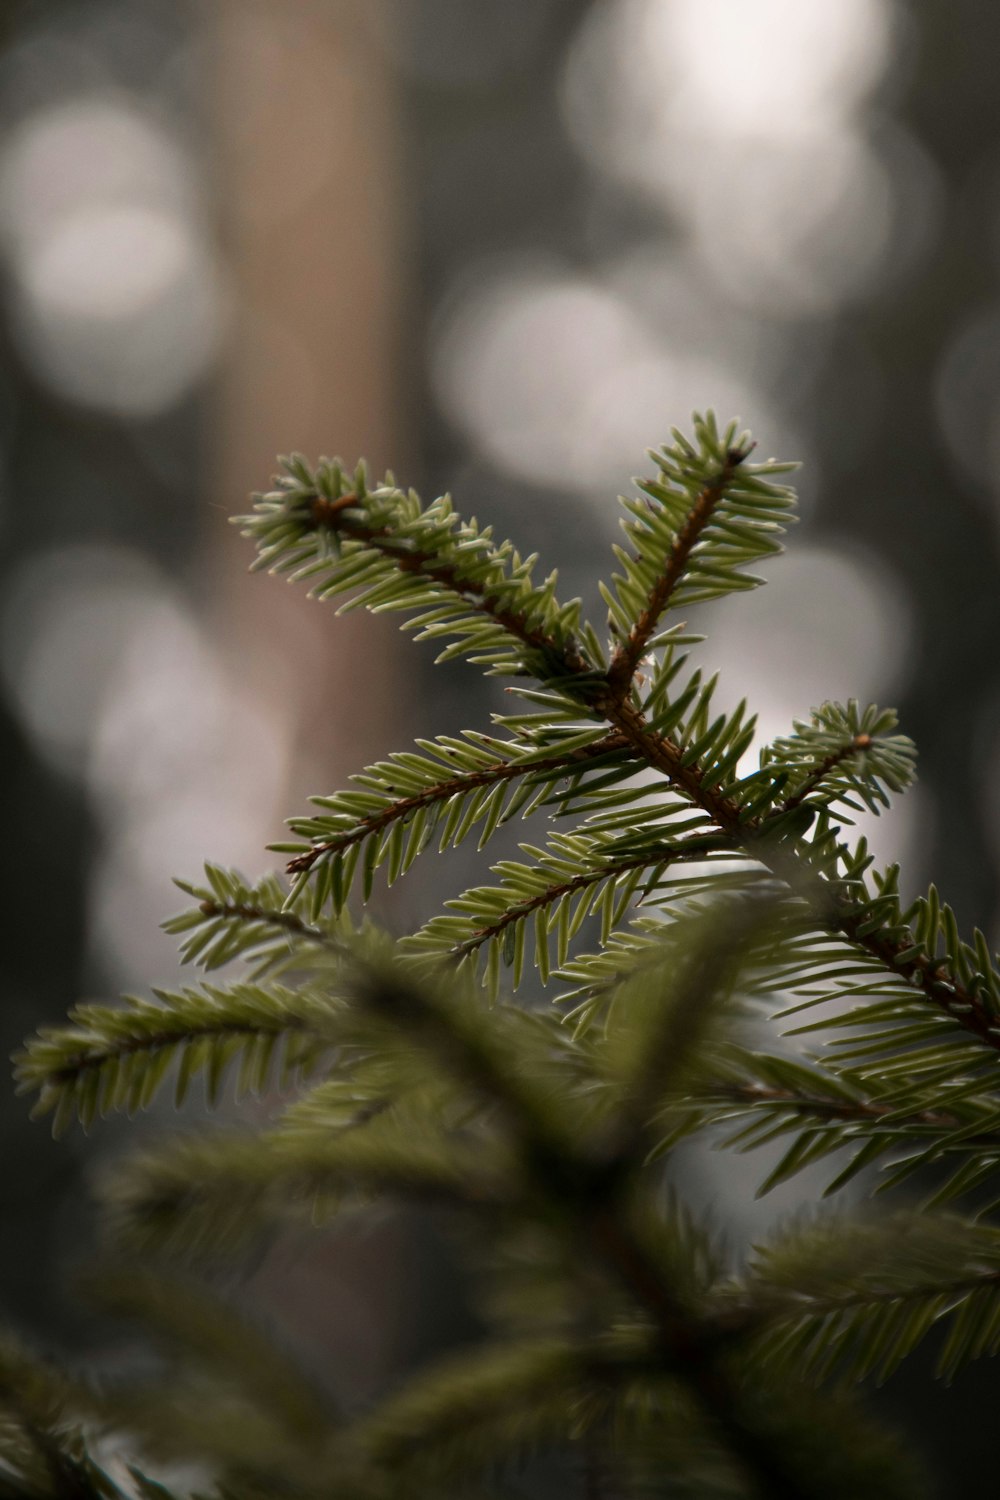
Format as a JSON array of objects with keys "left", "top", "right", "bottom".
[{"left": 1, "top": 0, "right": 999, "bottom": 1488}]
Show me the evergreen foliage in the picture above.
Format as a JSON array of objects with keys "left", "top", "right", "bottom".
[{"left": 7, "top": 413, "right": 999, "bottom": 1497}]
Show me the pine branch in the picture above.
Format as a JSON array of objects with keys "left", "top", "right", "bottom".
[
  {"left": 388, "top": 924, "right": 881, "bottom": 1500},
  {"left": 190, "top": 897, "right": 345, "bottom": 957},
  {"left": 18, "top": 412, "right": 1000, "bottom": 1497},
  {"left": 713, "top": 1079, "right": 963, "bottom": 1135},
  {"left": 586, "top": 696, "right": 1000, "bottom": 1064},
  {"left": 236, "top": 456, "right": 600, "bottom": 684},
  {"left": 779, "top": 736, "right": 874, "bottom": 813},
  {"left": 352, "top": 1334, "right": 656, "bottom": 1478},
  {"left": 593, "top": 694, "right": 740, "bottom": 818},
  {"left": 449, "top": 835, "right": 729, "bottom": 961},
  {"left": 14, "top": 983, "right": 344, "bottom": 1133},
  {"left": 283, "top": 729, "right": 627, "bottom": 878},
  {"left": 347, "top": 943, "right": 882, "bottom": 1500},
  {"left": 671, "top": 1070, "right": 1000, "bottom": 1204},
  {"left": 103, "top": 1122, "right": 511, "bottom": 1263},
  {"left": 735, "top": 1214, "right": 1000, "bottom": 1384},
  {"left": 245, "top": 426, "right": 991, "bottom": 1088},
  {"left": 764, "top": 703, "right": 917, "bottom": 819},
  {"left": 601, "top": 415, "right": 796, "bottom": 683},
  {"left": 164, "top": 866, "right": 365, "bottom": 974},
  {"left": 306, "top": 492, "right": 584, "bottom": 665},
  {"left": 606, "top": 436, "right": 755, "bottom": 697}
]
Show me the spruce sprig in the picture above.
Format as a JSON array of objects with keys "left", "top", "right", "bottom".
[{"left": 10, "top": 412, "right": 1000, "bottom": 1499}]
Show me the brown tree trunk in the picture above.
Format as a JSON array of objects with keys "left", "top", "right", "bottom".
[{"left": 206, "top": 0, "right": 412, "bottom": 1398}]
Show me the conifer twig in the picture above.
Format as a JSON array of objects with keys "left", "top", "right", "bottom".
[
  {"left": 195, "top": 898, "right": 345, "bottom": 952},
  {"left": 286, "top": 732, "right": 627, "bottom": 875},
  {"left": 293, "top": 452, "right": 1000, "bottom": 1065},
  {"left": 451, "top": 836, "right": 732, "bottom": 959},
  {"left": 574, "top": 691, "right": 1000, "bottom": 1060},
  {"left": 606, "top": 442, "right": 754, "bottom": 698},
  {"left": 716, "top": 1080, "right": 966, "bottom": 1133},
  {"left": 261, "top": 459, "right": 1000, "bottom": 1059},
  {"left": 305, "top": 493, "right": 593, "bottom": 669},
  {"left": 778, "top": 734, "right": 874, "bottom": 813},
  {"left": 727, "top": 1261, "right": 1000, "bottom": 1340}
]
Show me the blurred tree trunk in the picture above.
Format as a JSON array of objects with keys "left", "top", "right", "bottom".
[{"left": 207, "top": 0, "right": 413, "bottom": 1400}]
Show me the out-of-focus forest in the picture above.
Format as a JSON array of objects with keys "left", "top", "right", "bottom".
[{"left": 2, "top": 0, "right": 1000, "bottom": 1488}]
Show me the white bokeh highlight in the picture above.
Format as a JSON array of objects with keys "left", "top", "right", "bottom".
[
  {"left": 641, "top": 0, "right": 896, "bottom": 135},
  {"left": 561, "top": 0, "right": 918, "bottom": 314},
  {"left": 0, "top": 96, "right": 226, "bottom": 415},
  {"left": 88, "top": 599, "right": 289, "bottom": 981},
  {"left": 0, "top": 544, "right": 290, "bottom": 981},
  {"left": 0, "top": 544, "right": 163, "bottom": 773},
  {"left": 432, "top": 260, "right": 780, "bottom": 494}
]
